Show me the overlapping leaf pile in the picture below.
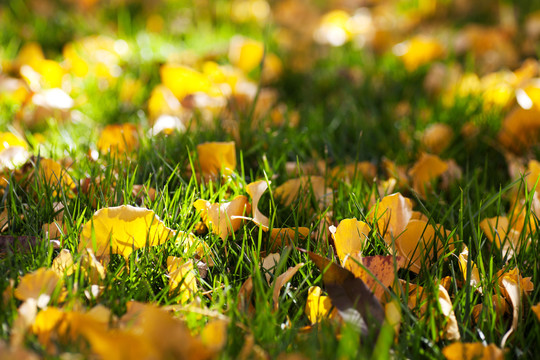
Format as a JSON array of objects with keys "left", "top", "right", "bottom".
[{"left": 1, "top": 0, "right": 540, "bottom": 359}]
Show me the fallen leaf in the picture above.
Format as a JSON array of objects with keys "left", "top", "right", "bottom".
[
  {"left": 438, "top": 285, "right": 461, "bottom": 340},
  {"left": 51, "top": 249, "right": 74, "bottom": 277},
  {"left": 238, "top": 276, "right": 254, "bottom": 314},
  {"left": 14, "top": 268, "right": 61, "bottom": 308},
  {"left": 421, "top": 123, "right": 454, "bottom": 154},
  {"left": 39, "top": 158, "right": 76, "bottom": 193},
  {"left": 359, "top": 255, "right": 406, "bottom": 301},
  {"left": 262, "top": 253, "right": 280, "bottom": 284},
  {"left": 458, "top": 246, "right": 482, "bottom": 293},
  {"left": 200, "top": 319, "right": 228, "bottom": 352},
  {"left": 368, "top": 192, "right": 413, "bottom": 248},
  {"left": 408, "top": 153, "right": 448, "bottom": 198},
  {"left": 330, "top": 218, "right": 370, "bottom": 274},
  {"left": 305, "top": 286, "right": 337, "bottom": 324},
  {"left": 498, "top": 107, "right": 540, "bottom": 153},
  {"left": 97, "top": 123, "right": 139, "bottom": 156},
  {"left": 272, "top": 262, "right": 304, "bottom": 310},
  {"left": 78, "top": 205, "right": 175, "bottom": 260},
  {"left": 161, "top": 64, "right": 213, "bottom": 100},
  {"left": 167, "top": 256, "right": 198, "bottom": 303},
  {"left": 442, "top": 342, "right": 504, "bottom": 360},
  {"left": 397, "top": 36, "right": 445, "bottom": 72},
  {"left": 246, "top": 180, "right": 270, "bottom": 230},
  {"left": 268, "top": 227, "right": 309, "bottom": 250},
  {"left": 479, "top": 217, "right": 522, "bottom": 258},
  {"left": 193, "top": 195, "right": 249, "bottom": 240},
  {"left": 196, "top": 142, "right": 236, "bottom": 178},
  {"left": 532, "top": 303, "right": 540, "bottom": 321},
  {"left": 274, "top": 176, "right": 332, "bottom": 210},
  {"left": 302, "top": 250, "right": 384, "bottom": 336},
  {"left": 229, "top": 36, "right": 265, "bottom": 73}
]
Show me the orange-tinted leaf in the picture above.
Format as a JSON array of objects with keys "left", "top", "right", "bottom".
[
  {"left": 200, "top": 319, "right": 228, "bottom": 352},
  {"left": 532, "top": 303, "right": 540, "bottom": 321},
  {"left": 196, "top": 141, "right": 236, "bottom": 178},
  {"left": 360, "top": 255, "right": 406, "bottom": 301},
  {"left": 479, "top": 217, "right": 521, "bottom": 258},
  {"left": 78, "top": 205, "right": 175, "bottom": 260},
  {"left": 421, "top": 123, "right": 454, "bottom": 154},
  {"left": 97, "top": 123, "right": 139, "bottom": 155},
  {"left": 193, "top": 195, "right": 249, "bottom": 240},
  {"left": 442, "top": 342, "right": 504, "bottom": 360},
  {"left": 272, "top": 262, "right": 304, "bottom": 310},
  {"left": 14, "top": 268, "right": 60, "bottom": 307},
  {"left": 274, "top": 176, "right": 333, "bottom": 211},
  {"left": 408, "top": 153, "right": 448, "bottom": 197},
  {"left": 268, "top": 227, "right": 309, "bottom": 250},
  {"left": 31, "top": 306, "right": 65, "bottom": 352},
  {"left": 498, "top": 107, "right": 540, "bottom": 153},
  {"left": 39, "top": 158, "right": 76, "bottom": 192}
]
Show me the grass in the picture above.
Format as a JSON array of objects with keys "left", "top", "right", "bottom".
[{"left": 1, "top": 0, "right": 540, "bottom": 359}]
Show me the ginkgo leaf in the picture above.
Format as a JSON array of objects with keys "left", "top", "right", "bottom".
[
  {"left": 39, "top": 158, "right": 76, "bottom": 192},
  {"left": 421, "top": 123, "right": 454, "bottom": 154},
  {"left": 330, "top": 162, "right": 377, "bottom": 184},
  {"left": 274, "top": 176, "right": 332, "bottom": 210},
  {"left": 14, "top": 268, "right": 61, "bottom": 308},
  {"left": 228, "top": 36, "right": 264, "bottom": 74},
  {"left": 51, "top": 249, "right": 74, "bottom": 277},
  {"left": 396, "top": 36, "right": 445, "bottom": 72},
  {"left": 161, "top": 64, "right": 213, "bottom": 100},
  {"left": 175, "top": 231, "right": 214, "bottom": 266},
  {"left": 368, "top": 192, "right": 413, "bottom": 248},
  {"left": 78, "top": 205, "right": 175, "bottom": 260},
  {"left": 80, "top": 248, "right": 107, "bottom": 283},
  {"left": 408, "top": 153, "right": 448, "bottom": 198},
  {"left": 97, "top": 123, "right": 139, "bottom": 155},
  {"left": 458, "top": 246, "right": 482, "bottom": 293},
  {"left": 31, "top": 306, "right": 65, "bottom": 352},
  {"left": 196, "top": 142, "right": 236, "bottom": 178},
  {"left": 305, "top": 286, "right": 337, "bottom": 324},
  {"left": 442, "top": 342, "right": 504, "bottom": 360},
  {"left": 262, "top": 253, "right": 280, "bottom": 284},
  {"left": 360, "top": 255, "right": 406, "bottom": 301},
  {"left": 268, "top": 227, "right": 309, "bottom": 250},
  {"left": 532, "top": 303, "right": 540, "bottom": 321},
  {"left": 200, "top": 319, "right": 228, "bottom": 352},
  {"left": 193, "top": 195, "right": 249, "bottom": 240},
  {"left": 272, "top": 262, "right": 304, "bottom": 310},
  {"left": 498, "top": 268, "right": 534, "bottom": 347},
  {"left": 394, "top": 219, "right": 453, "bottom": 274},
  {"left": 167, "top": 256, "right": 198, "bottom": 304},
  {"left": 246, "top": 180, "right": 270, "bottom": 230},
  {"left": 384, "top": 299, "right": 402, "bottom": 337},
  {"left": 329, "top": 218, "right": 370, "bottom": 273},
  {"left": 479, "top": 217, "right": 522, "bottom": 258},
  {"left": 438, "top": 285, "right": 461, "bottom": 341},
  {"left": 498, "top": 107, "right": 540, "bottom": 153}
]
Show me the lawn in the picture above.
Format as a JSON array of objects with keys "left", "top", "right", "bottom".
[{"left": 1, "top": 0, "right": 540, "bottom": 359}]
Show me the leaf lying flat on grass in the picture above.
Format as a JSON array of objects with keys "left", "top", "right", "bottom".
[{"left": 300, "top": 249, "right": 384, "bottom": 336}]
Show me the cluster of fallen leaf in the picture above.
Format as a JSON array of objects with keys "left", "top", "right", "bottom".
[{"left": 2, "top": 0, "right": 540, "bottom": 359}]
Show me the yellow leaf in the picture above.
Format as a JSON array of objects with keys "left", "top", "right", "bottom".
[
  {"left": 438, "top": 285, "right": 460, "bottom": 341},
  {"left": 368, "top": 192, "right": 413, "bottom": 248},
  {"left": 229, "top": 36, "right": 265, "bottom": 74},
  {"left": 161, "top": 64, "right": 213, "bottom": 100},
  {"left": 329, "top": 218, "right": 370, "bottom": 273},
  {"left": 394, "top": 220, "right": 453, "bottom": 274},
  {"left": 0, "top": 132, "right": 28, "bottom": 152},
  {"left": 97, "top": 123, "right": 139, "bottom": 155},
  {"left": 274, "top": 176, "right": 332, "bottom": 210},
  {"left": 200, "top": 319, "right": 228, "bottom": 352},
  {"left": 14, "top": 268, "right": 60, "bottom": 306},
  {"left": 532, "top": 303, "right": 540, "bottom": 321},
  {"left": 397, "top": 36, "right": 445, "bottom": 72},
  {"left": 193, "top": 195, "right": 249, "bottom": 240},
  {"left": 51, "top": 249, "right": 74, "bottom": 277},
  {"left": 80, "top": 248, "right": 107, "bottom": 283},
  {"left": 196, "top": 141, "right": 236, "bottom": 178},
  {"left": 408, "top": 153, "right": 448, "bottom": 198},
  {"left": 384, "top": 299, "right": 402, "bottom": 338},
  {"left": 268, "top": 227, "right": 309, "bottom": 250},
  {"left": 78, "top": 205, "right": 175, "bottom": 260},
  {"left": 421, "top": 123, "right": 454, "bottom": 154},
  {"left": 31, "top": 307, "right": 65, "bottom": 352},
  {"left": 479, "top": 217, "right": 521, "bottom": 258},
  {"left": 15, "top": 42, "right": 45, "bottom": 71},
  {"left": 498, "top": 107, "right": 540, "bottom": 153},
  {"left": 167, "top": 256, "right": 198, "bottom": 303},
  {"left": 39, "top": 158, "right": 76, "bottom": 192},
  {"left": 442, "top": 342, "right": 504, "bottom": 360},
  {"left": 305, "top": 286, "right": 337, "bottom": 324},
  {"left": 246, "top": 180, "right": 270, "bottom": 230},
  {"left": 272, "top": 262, "right": 304, "bottom": 310},
  {"left": 458, "top": 246, "right": 482, "bottom": 293}
]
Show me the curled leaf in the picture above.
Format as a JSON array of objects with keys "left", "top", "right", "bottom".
[{"left": 193, "top": 195, "right": 249, "bottom": 240}]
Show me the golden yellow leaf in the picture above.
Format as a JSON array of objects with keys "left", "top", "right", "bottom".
[
  {"left": 167, "top": 256, "right": 198, "bottom": 303},
  {"left": 368, "top": 192, "right": 413, "bottom": 248},
  {"left": 14, "top": 42, "right": 45, "bottom": 71},
  {"left": 194, "top": 195, "right": 249, "bottom": 240},
  {"left": 442, "top": 342, "right": 504, "bottom": 360},
  {"left": 408, "top": 153, "right": 448, "bottom": 198},
  {"left": 97, "top": 123, "right": 139, "bottom": 155},
  {"left": 246, "top": 180, "right": 270, "bottom": 230},
  {"left": 532, "top": 303, "right": 540, "bottom": 321},
  {"left": 14, "top": 268, "right": 60, "bottom": 306},
  {"left": 272, "top": 262, "right": 304, "bottom": 310},
  {"left": 274, "top": 176, "right": 332, "bottom": 210},
  {"left": 0, "top": 132, "right": 27, "bottom": 152},
  {"left": 39, "top": 158, "right": 76, "bottom": 192},
  {"left": 196, "top": 141, "right": 236, "bottom": 178},
  {"left": 31, "top": 306, "right": 65, "bottom": 352},
  {"left": 458, "top": 246, "right": 482, "bottom": 293},
  {"left": 394, "top": 220, "right": 453, "bottom": 274},
  {"left": 329, "top": 218, "right": 370, "bottom": 273},
  {"left": 78, "top": 205, "right": 175, "bottom": 260},
  {"left": 397, "top": 36, "right": 445, "bottom": 72},
  {"left": 229, "top": 36, "right": 265, "bottom": 74},
  {"left": 479, "top": 217, "right": 521, "bottom": 258},
  {"left": 330, "top": 162, "right": 376, "bottom": 184},
  {"left": 305, "top": 286, "right": 337, "bottom": 324},
  {"left": 498, "top": 107, "right": 540, "bottom": 153},
  {"left": 161, "top": 64, "right": 213, "bottom": 100},
  {"left": 268, "top": 227, "right": 309, "bottom": 250},
  {"left": 438, "top": 285, "right": 460, "bottom": 341},
  {"left": 200, "top": 319, "right": 228, "bottom": 351},
  {"left": 51, "top": 249, "right": 74, "bottom": 277},
  {"left": 384, "top": 299, "right": 402, "bottom": 337},
  {"left": 421, "top": 123, "right": 453, "bottom": 154},
  {"left": 80, "top": 248, "right": 107, "bottom": 283}
]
